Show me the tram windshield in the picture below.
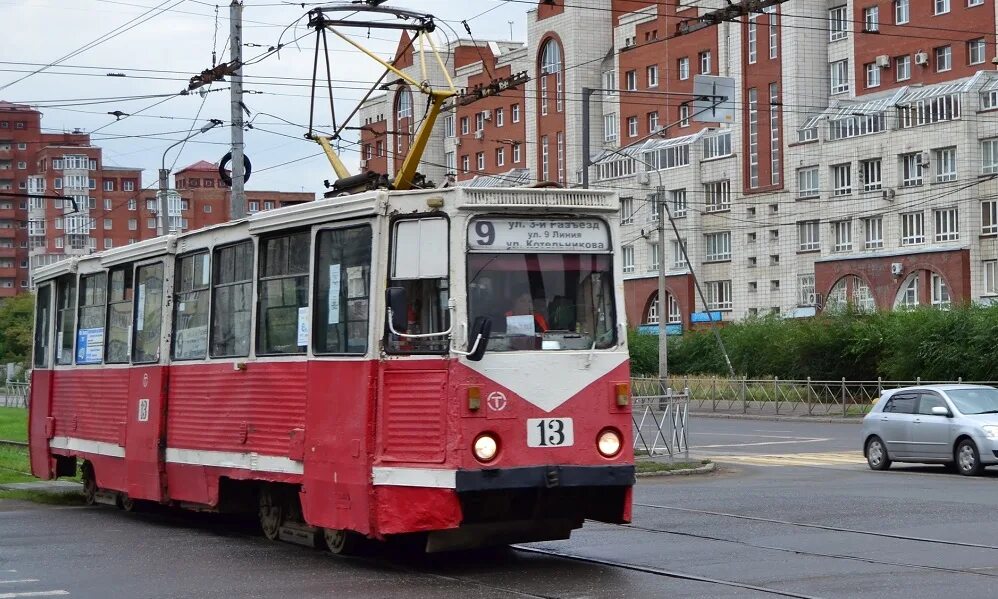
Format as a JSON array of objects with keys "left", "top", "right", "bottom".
[{"left": 467, "top": 252, "right": 616, "bottom": 351}]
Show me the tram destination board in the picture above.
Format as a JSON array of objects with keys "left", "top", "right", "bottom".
[{"left": 468, "top": 218, "right": 610, "bottom": 253}]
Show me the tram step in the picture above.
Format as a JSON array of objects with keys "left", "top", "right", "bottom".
[
  {"left": 93, "top": 490, "right": 119, "bottom": 507},
  {"left": 278, "top": 522, "right": 320, "bottom": 548}
]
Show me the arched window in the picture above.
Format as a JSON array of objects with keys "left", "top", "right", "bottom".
[
  {"left": 538, "top": 39, "right": 563, "bottom": 115},
  {"left": 540, "top": 39, "right": 562, "bottom": 75},
  {"left": 894, "top": 272, "right": 919, "bottom": 310},
  {"left": 826, "top": 275, "right": 875, "bottom": 313},
  {"left": 394, "top": 87, "right": 413, "bottom": 153},
  {"left": 644, "top": 292, "right": 681, "bottom": 325}
]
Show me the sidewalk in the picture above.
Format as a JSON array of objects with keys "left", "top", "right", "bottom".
[
  {"left": 688, "top": 401, "right": 865, "bottom": 424},
  {"left": 0, "top": 480, "right": 81, "bottom": 493}
]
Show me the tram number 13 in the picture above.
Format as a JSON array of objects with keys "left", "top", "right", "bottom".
[{"left": 526, "top": 418, "right": 575, "bottom": 448}]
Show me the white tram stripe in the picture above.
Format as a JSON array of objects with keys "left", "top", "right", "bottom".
[
  {"left": 49, "top": 437, "right": 125, "bottom": 459},
  {"left": 371, "top": 467, "right": 456, "bottom": 489},
  {"left": 0, "top": 592, "right": 70, "bottom": 598},
  {"left": 164, "top": 448, "right": 304, "bottom": 475},
  {"left": 0, "top": 581, "right": 39, "bottom": 585}
]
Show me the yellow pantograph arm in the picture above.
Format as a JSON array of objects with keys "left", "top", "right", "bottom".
[
  {"left": 310, "top": 134, "right": 351, "bottom": 180},
  {"left": 393, "top": 90, "right": 454, "bottom": 191}
]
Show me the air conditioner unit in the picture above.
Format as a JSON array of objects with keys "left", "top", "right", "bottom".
[
  {"left": 875, "top": 55, "right": 891, "bottom": 68},
  {"left": 914, "top": 51, "right": 929, "bottom": 66},
  {"left": 453, "top": 138, "right": 461, "bottom": 147},
  {"left": 482, "top": 111, "right": 492, "bottom": 121},
  {"left": 883, "top": 188, "right": 896, "bottom": 201},
  {"left": 636, "top": 172, "right": 650, "bottom": 185},
  {"left": 474, "top": 130, "right": 484, "bottom": 140},
  {"left": 359, "top": 159, "right": 368, "bottom": 168},
  {"left": 890, "top": 262, "right": 904, "bottom": 276},
  {"left": 805, "top": 292, "right": 822, "bottom": 307},
  {"left": 918, "top": 151, "right": 930, "bottom": 166}
]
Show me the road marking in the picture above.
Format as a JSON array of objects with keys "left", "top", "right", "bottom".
[
  {"left": 691, "top": 438, "right": 830, "bottom": 449},
  {"left": 0, "top": 592, "right": 70, "bottom": 598},
  {"left": 708, "top": 452, "right": 866, "bottom": 467},
  {"left": 0, "top": 582, "right": 40, "bottom": 585}
]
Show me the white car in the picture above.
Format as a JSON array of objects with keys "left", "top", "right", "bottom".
[{"left": 862, "top": 385, "right": 998, "bottom": 476}]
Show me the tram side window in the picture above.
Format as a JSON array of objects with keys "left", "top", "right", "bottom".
[
  {"left": 76, "top": 273, "right": 106, "bottom": 364},
  {"left": 172, "top": 252, "right": 210, "bottom": 360},
  {"left": 55, "top": 276, "right": 76, "bottom": 365},
  {"left": 105, "top": 266, "right": 134, "bottom": 363},
  {"left": 132, "top": 263, "right": 164, "bottom": 363},
  {"left": 386, "top": 217, "right": 449, "bottom": 354},
  {"left": 314, "top": 225, "right": 372, "bottom": 354},
  {"left": 211, "top": 241, "right": 253, "bottom": 357},
  {"left": 257, "top": 231, "right": 310, "bottom": 355},
  {"left": 33, "top": 284, "right": 51, "bottom": 368}
]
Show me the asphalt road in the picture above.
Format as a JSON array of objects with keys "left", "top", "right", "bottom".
[{"left": 5, "top": 417, "right": 998, "bottom": 599}]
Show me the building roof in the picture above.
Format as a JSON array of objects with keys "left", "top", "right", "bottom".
[
  {"left": 102, "top": 165, "right": 143, "bottom": 172},
  {"left": 0, "top": 101, "right": 37, "bottom": 113},
  {"left": 461, "top": 168, "right": 532, "bottom": 188},
  {"left": 177, "top": 160, "right": 219, "bottom": 173}
]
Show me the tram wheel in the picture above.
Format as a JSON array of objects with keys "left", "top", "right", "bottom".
[
  {"left": 323, "top": 528, "right": 359, "bottom": 555},
  {"left": 118, "top": 494, "right": 136, "bottom": 512},
  {"left": 258, "top": 487, "right": 285, "bottom": 541},
  {"left": 81, "top": 462, "right": 97, "bottom": 506}
]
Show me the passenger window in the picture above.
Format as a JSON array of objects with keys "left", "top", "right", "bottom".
[
  {"left": 884, "top": 395, "right": 916, "bottom": 414},
  {"left": 172, "top": 252, "right": 210, "bottom": 360},
  {"left": 55, "top": 275, "right": 76, "bottom": 365},
  {"left": 918, "top": 394, "right": 947, "bottom": 415},
  {"left": 105, "top": 266, "right": 134, "bottom": 363},
  {"left": 211, "top": 241, "right": 253, "bottom": 358},
  {"left": 76, "top": 273, "right": 107, "bottom": 364},
  {"left": 257, "top": 231, "right": 310, "bottom": 355},
  {"left": 132, "top": 263, "right": 165, "bottom": 363},
  {"left": 386, "top": 217, "right": 449, "bottom": 354},
  {"left": 314, "top": 225, "right": 372, "bottom": 354},
  {"left": 33, "top": 284, "right": 51, "bottom": 368}
]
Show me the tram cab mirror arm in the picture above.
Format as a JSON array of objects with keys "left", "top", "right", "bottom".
[
  {"left": 385, "top": 287, "right": 455, "bottom": 339},
  {"left": 452, "top": 316, "right": 492, "bottom": 362}
]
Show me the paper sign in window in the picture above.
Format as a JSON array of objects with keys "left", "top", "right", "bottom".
[
  {"left": 506, "top": 314, "right": 534, "bottom": 336},
  {"left": 328, "top": 264, "right": 341, "bottom": 325}
]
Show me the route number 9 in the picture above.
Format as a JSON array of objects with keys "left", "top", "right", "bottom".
[{"left": 474, "top": 221, "right": 495, "bottom": 246}]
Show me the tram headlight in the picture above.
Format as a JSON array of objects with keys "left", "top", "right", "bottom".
[
  {"left": 473, "top": 433, "right": 499, "bottom": 462},
  {"left": 597, "top": 428, "right": 622, "bottom": 458}
]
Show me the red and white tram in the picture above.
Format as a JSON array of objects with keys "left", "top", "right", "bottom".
[{"left": 28, "top": 186, "right": 634, "bottom": 552}]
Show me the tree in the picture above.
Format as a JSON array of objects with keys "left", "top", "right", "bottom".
[{"left": 0, "top": 293, "right": 34, "bottom": 368}]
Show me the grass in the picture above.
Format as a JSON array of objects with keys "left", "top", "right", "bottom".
[
  {"left": 0, "top": 489, "right": 85, "bottom": 506},
  {"left": 0, "top": 407, "right": 28, "bottom": 442},
  {"left": 0, "top": 445, "right": 34, "bottom": 484},
  {"left": 635, "top": 459, "right": 711, "bottom": 474}
]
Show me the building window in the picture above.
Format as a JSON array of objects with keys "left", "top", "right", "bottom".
[
  {"left": 603, "top": 69, "right": 617, "bottom": 95},
  {"left": 679, "top": 105, "right": 690, "bottom": 127},
  {"left": 671, "top": 189, "right": 687, "bottom": 218},
  {"left": 935, "top": 45, "right": 952, "bottom": 72},
  {"left": 474, "top": 112, "right": 484, "bottom": 132},
  {"left": 983, "top": 200, "right": 998, "bottom": 235},
  {"left": 798, "top": 220, "right": 820, "bottom": 251},
  {"left": 495, "top": 108, "right": 504, "bottom": 127},
  {"left": 864, "top": 216, "right": 884, "bottom": 249},
  {"left": 798, "top": 166, "right": 819, "bottom": 198},
  {"left": 703, "top": 131, "right": 732, "bottom": 159},
  {"left": 934, "top": 147, "right": 957, "bottom": 182},
  {"left": 263, "top": 201, "right": 274, "bottom": 211},
  {"left": 747, "top": 15, "right": 758, "bottom": 64},
  {"left": 625, "top": 70, "right": 637, "bottom": 91},
  {"left": 865, "top": 63, "right": 880, "bottom": 88},
  {"left": 982, "top": 139, "right": 998, "bottom": 174},
  {"left": 985, "top": 260, "right": 997, "bottom": 295},
  {"left": 934, "top": 207, "right": 959, "bottom": 241},
  {"left": 900, "top": 153, "right": 924, "bottom": 187},
  {"left": 627, "top": 116, "right": 638, "bottom": 138},
  {"left": 128, "top": 218, "right": 137, "bottom": 230},
  {"left": 833, "top": 220, "right": 852, "bottom": 252},
  {"left": 707, "top": 280, "right": 733, "bottom": 311},
  {"left": 704, "top": 180, "right": 731, "bottom": 212},
  {"left": 892, "top": 0, "right": 911, "bottom": 24},
  {"left": 647, "top": 65, "right": 658, "bottom": 88},
  {"left": 863, "top": 6, "right": 879, "bottom": 31},
  {"left": 16, "top": 161, "right": 25, "bottom": 170},
  {"left": 829, "top": 6, "right": 848, "bottom": 41},
  {"left": 147, "top": 218, "right": 157, "bottom": 229},
  {"left": 933, "top": 0, "right": 949, "bottom": 15},
  {"left": 747, "top": 88, "right": 759, "bottom": 188},
  {"left": 103, "top": 180, "right": 114, "bottom": 192},
  {"left": 444, "top": 115, "right": 454, "bottom": 138},
  {"left": 649, "top": 242, "right": 660, "bottom": 271},
  {"left": 103, "top": 218, "right": 112, "bottom": 230},
  {"left": 512, "top": 104, "right": 520, "bottom": 123},
  {"left": 969, "top": 39, "right": 986, "bottom": 65},
  {"left": 698, "top": 50, "right": 711, "bottom": 74},
  {"left": 620, "top": 197, "right": 634, "bottom": 224},
  {"left": 678, "top": 57, "right": 690, "bottom": 80},
  {"left": 128, "top": 199, "right": 136, "bottom": 211},
  {"left": 540, "top": 136, "right": 549, "bottom": 181},
  {"left": 861, "top": 159, "right": 882, "bottom": 191},
  {"left": 622, "top": 245, "right": 634, "bottom": 273},
  {"left": 604, "top": 113, "right": 618, "bottom": 143},
  {"left": 476, "top": 152, "right": 485, "bottom": 171},
  {"left": 512, "top": 143, "right": 521, "bottom": 164},
  {"left": 445, "top": 151, "right": 455, "bottom": 174},
  {"left": 931, "top": 274, "right": 951, "bottom": 309},
  {"left": 496, "top": 147, "right": 505, "bottom": 168},
  {"left": 671, "top": 239, "right": 687, "bottom": 270},
  {"left": 832, "top": 163, "right": 852, "bottom": 196},
  {"left": 901, "top": 211, "right": 925, "bottom": 245},
  {"left": 704, "top": 231, "right": 731, "bottom": 262},
  {"left": 123, "top": 180, "right": 134, "bottom": 192},
  {"left": 461, "top": 155, "right": 470, "bottom": 173},
  {"left": 830, "top": 59, "right": 849, "bottom": 94},
  {"left": 460, "top": 117, "right": 469, "bottom": 135},
  {"left": 104, "top": 239, "right": 113, "bottom": 250},
  {"left": 248, "top": 201, "right": 259, "bottom": 213},
  {"left": 769, "top": 83, "right": 780, "bottom": 186},
  {"left": 896, "top": 55, "right": 911, "bottom": 81},
  {"left": 647, "top": 111, "right": 659, "bottom": 133},
  {"left": 556, "top": 132, "right": 564, "bottom": 183},
  {"left": 768, "top": 9, "right": 778, "bottom": 58}
]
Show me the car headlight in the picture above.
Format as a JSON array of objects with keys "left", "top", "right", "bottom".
[
  {"left": 981, "top": 425, "right": 998, "bottom": 440},
  {"left": 597, "top": 428, "right": 623, "bottom": 458},
  {"left": 472, "top": 433, "right": 499, "bottom": 462}
]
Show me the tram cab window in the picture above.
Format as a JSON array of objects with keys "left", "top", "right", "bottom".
[
  {"left": 132, "top": 263, "right": 165, "bottom": 364},
  {"left": 105, "top": 266, "right": 134, "bottom": 363},
  {"left": 33, "top": 284, "right": 51, "bottom": 368},
  {"left": 211, "top": 241, "right": 253, "bottom": 357},
  {"left": 314, "top": 225, "right": 372, "bottom": 354},
  {"left": 55, "top": 276, "right": 76, "bottom": 365},
  {"left": 76, "top": 273, "right": 106, "bottom": 364},
  {"left": 257, "top": 231, "right": 310, "bottom": 355},
  {"left": 386, "top": 217, "right": 449, "bottom": 354},
  {"left": 172, "top": 251, "right": 210, "bottom": 360}
]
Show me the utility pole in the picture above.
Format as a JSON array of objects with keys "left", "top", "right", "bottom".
[
  {"left": 229, "top": 0, "right": 247, "bottom": 221},
  {"left": 157, "top": 167, "right": 170, "bottom": 236},
  {"left": 656, "top": 186, "right": 668, "bottom": 382}
]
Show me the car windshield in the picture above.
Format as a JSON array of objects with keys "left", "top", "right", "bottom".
[
  {"left": 946, "top": 388, "right": 998, "bottom": 415},
  {"left": 467, "top": 253, "right": 616, "bottom": 352}
]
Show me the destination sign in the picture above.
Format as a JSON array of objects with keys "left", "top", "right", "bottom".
[{"left": 467, "top": 218, "right": 610, "bottom": 253}]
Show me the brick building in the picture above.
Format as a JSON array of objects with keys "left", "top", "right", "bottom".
[{"left": 362, "top": 0, "right": 998, "bottom": 330}]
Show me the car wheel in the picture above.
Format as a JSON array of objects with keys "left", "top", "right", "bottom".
[
  {"left": 866, "top": 436, "right": 891, "bottom": 471},
  {"left": 956, "top": 439, "right": 983, "bottom": 476}
]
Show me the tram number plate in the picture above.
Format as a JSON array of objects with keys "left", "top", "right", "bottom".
[{"left": 526, "top": 418, "right": 574, "bottom": 448}]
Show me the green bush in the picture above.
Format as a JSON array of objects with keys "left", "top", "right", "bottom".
[{"left": 628, "top": 305, "right": 998, "bottom": 381}]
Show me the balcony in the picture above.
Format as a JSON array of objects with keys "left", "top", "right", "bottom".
[
  {"left": 0, "top": 228, "right": 15, "bottom": 239},
  {"left": 0, "top": 209, "right": 16, "bottom": 220},
  {"left": 0, "top": 248, "right": 16, "bottom": 258},
  {"left": 0, "top": 267, "right": 17, "bottom": 279}
]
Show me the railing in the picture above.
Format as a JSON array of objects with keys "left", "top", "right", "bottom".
[
  {"left": 632, "top": 386, "right": 689, "bottom": 458},
  {"left": 631, "top": 376, "right": 998, "bottom": 418},
  {"left": 2, "top": 381, "right": 28, "bottom": 408}
]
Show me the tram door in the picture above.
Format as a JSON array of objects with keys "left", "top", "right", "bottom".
[
  {"left": 28, "top": 283, "right": 55, "bottom": 478},
  {"left": 125, "top": 261, "right": 169, "bottom": 502}
]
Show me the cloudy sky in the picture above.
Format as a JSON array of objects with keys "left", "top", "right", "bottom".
[{"left": 0, "top": 0, "right": 528, "bottom": 195}]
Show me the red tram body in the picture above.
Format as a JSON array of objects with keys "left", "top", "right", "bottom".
[{"left": 28, "top": 187, "right": 633, "bottom": 551}]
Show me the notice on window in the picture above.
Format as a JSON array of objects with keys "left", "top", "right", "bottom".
[
  {"left": 506, "top": 315, "right": 535, "bottom": 336},
  {"left": 76, "top": 327, "right": 104, "bottom": 364},
  {"left": 136, "top": 284, "right": 146, "bottom": 331},
  {"left": 468, "top": 218, "right": 609, "bottom": 253},
  {"left": 297, "top": 306, "right": 309, "bottom": 347},
  {"left": 328, "top": 264, "right": 341, "bottom": 325}
]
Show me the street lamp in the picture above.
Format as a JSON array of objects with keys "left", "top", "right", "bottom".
[{"left": 158, "top": 119, "right": 223, "bottom": 235}]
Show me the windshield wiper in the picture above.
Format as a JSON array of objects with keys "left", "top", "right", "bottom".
[{"left": 972, "top": 410, "right": 998, "bottom": 415}]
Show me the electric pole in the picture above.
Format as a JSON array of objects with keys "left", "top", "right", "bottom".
[
  {"left": 656, "top": 188, "right": 668, "bottom": 382},
  {"left": 229, "top": 0, "right": 247, "bottom": 220}
]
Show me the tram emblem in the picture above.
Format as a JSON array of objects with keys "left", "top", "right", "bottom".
[{"left": 486, "top": 391, "right": 507, "bottom": 412}]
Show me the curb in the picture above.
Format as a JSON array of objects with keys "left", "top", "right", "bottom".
[
  {"left": 689, "top": 412, "right": 863, "bottom": 424},
  {"left": 636, "top": 461, "right": 715, "bottom": 478}
]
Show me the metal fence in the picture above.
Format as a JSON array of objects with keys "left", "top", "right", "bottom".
[
  {"left": 632, "top": 376, "right": 998, "bottom": 417},
  {"left": 632, "top": 386, "right": 689, "bottom": 458},
  {"left": 1, "top": 381, "right": 28, "bottom": 408}
]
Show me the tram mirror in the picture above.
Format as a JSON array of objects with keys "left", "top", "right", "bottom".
[
  {"left": 386, "top": 287, "right": 408, "bottom": 333},
  {"left": 467, "top": 316, "right": 492, "bottom": 362}
]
